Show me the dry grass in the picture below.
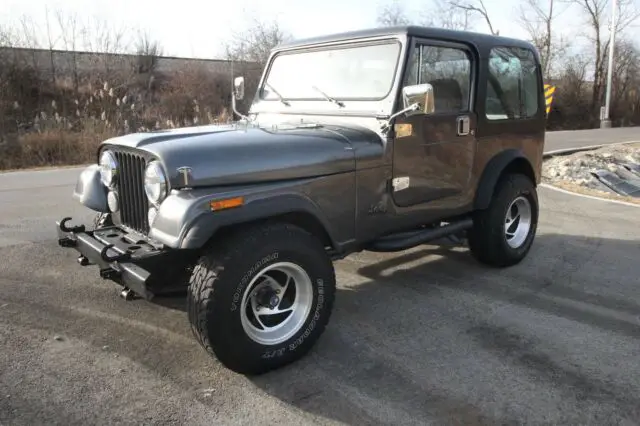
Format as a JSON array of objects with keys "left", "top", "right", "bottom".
[
  {"left": 4, "top": 129, "right": 107, "bottom": 169},
  {"left": 0, "top": 58, "right": 241, "bottom": 171}
]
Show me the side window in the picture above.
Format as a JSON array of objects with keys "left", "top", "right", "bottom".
[
  {"left": 404, "top": 44, "right": 472, "bottom": 113},
  {"left": 486, "top": 47, "right": 540, "bottom": 120}
]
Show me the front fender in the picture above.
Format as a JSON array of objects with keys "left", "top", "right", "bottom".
[{"left": 148, "top": 179, "right": 340, "bottom": 250}]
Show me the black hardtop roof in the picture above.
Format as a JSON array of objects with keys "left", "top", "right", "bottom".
[{"left": 276, "top": 25, "right": 536, "bottom": 52}]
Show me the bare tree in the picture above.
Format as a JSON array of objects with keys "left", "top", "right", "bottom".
[
  {"left": 424, "top": 0, "right": 472, "bottom": 30},
  {"left": 565, "top": 0, "right": 640, "bottom": 116},
  {"left": 376, "top": 0, "right": 411, "bottom": 26},
  {"left": 377, "top": 0, "right": 473, "bottom": 30},
  {"left": 131, "top": 30, "right": 163, "bottom": 95},
  {"left": 609, "top": 38, "right": 640, "bottom": 125},
  {"left": 0, "top": 25, "right": 14, "bottom": 47},
  {"left": 133, "top": 31, "right": 162, "bottom": 74},
  {"left": 224, "top": 18, "right": 290, "bottom": 114},
  {"left": 44, "top": 6, "right": 61, "bottom": 85},
  {"left": 224, "top": 18, "right": 290, "bottom": 66},
  {"left": 449, "top": 0, "right": 499, "bottom": 34},
  {"left": 80, "top": 16, "right": 131, "bottom": 79},
  {"left": 2, "top": 16, "right": 41, "bottom": 73},
  {"left": 55, "top": 10, "right": 81, "bottom": 92},
  {"left": 518, "top": 0, "right": 570, "bottom": 79},
  {"left": 80, "top": 16, "right": 130, "bottom": 54}
]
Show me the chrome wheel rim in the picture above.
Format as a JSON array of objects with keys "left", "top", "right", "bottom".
[
  {"left": 240, "top": 262, "right": 313, "bottom": 346},
  {"left": 504, "top": 196, "right": 532, "bottom": 249}
]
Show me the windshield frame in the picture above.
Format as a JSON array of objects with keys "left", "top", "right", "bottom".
[
  {"left": 248, "top": 35, "right": 408, "bottom": 118},
  {"left": 258, "top": 39, "right": 402, "bottom": 103}
]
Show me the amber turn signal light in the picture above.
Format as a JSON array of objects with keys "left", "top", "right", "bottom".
[{"left": 210, "top": 196, "right": 244, "bottom": 211}]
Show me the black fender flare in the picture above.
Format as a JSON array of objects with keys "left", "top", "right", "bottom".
[
  {"left": 179, "top": 192, "right": 339, "bottom": 250},
  {"left": 473, "top": 149, "right": 536, "bottom": 210}
]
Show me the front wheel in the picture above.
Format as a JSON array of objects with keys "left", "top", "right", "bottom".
[
  {"left": 187, "top": 222, "right": 336, "bottom": 375},
  {"left": 468, "top": 173, "right": 539, "bottom": 267}
]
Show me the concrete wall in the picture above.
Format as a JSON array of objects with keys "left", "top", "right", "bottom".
[{"left": 0, "top": 46, "right": 259, "bottom": 79}]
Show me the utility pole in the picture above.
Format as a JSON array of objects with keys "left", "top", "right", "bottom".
[{"left": 601, "top": 0, "right": 617, "bottom": 128}]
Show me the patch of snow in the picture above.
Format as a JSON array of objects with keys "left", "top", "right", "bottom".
[{"left": 542, "top": 143, "right": 640, "bottom": 196}]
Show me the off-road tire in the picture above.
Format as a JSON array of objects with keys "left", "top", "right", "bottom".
[
  {"left": 468, "top": 173, "right": 538, "bottom": 267},
  {"left": 186, "top": 222, "right": 336, "bottom": 375}
]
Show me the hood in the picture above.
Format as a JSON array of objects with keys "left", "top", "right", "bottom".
[{"left": 100, "top": 121, "right": 383, "bottom": 188}]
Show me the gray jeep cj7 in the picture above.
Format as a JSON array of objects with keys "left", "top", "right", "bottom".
[{"left": 56, "top": 26, "right": 546, "bottom": 375}]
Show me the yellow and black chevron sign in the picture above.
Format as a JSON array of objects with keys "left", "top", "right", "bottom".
[{"left": 544, "top": 84, "right": 556, "bottom": 115}]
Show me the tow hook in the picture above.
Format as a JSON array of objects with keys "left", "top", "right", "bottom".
[
  {"left": 119, "top": 287, "right": 135, "bottom": 301},
  {"left": 100, "top": 244, "right": 131, "bottom": 263},
  {"left": 59, "top": 217, "right": 86, "bottom": 234}
]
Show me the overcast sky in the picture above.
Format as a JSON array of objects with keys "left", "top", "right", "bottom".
[{"left": 0, "top": 0, "right": 619, "bottom": 59}]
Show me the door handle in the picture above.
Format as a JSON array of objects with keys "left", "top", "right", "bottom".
[{"left": 457, "top": 116, "right": 470, "bottom": 136}]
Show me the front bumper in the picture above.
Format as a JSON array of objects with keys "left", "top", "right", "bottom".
[{"left": 56, "top": 217, "right": 186, "bottom": 300}]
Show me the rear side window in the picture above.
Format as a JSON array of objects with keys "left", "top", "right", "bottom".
[{"left": 485, "top": 47, "right": 540, "bottom": 121}]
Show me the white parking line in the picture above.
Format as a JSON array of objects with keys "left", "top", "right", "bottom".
[{"left": 539, "top": 183, "right": 640, "bottom": 208}]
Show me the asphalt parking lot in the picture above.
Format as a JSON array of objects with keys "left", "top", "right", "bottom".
[{"left": 1, "top": 129, "right": 640, "bottom": 425}]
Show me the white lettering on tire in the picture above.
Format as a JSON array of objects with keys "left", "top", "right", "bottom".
[{"left": 230, "top": 252, "right": 279, "bottom": 312}]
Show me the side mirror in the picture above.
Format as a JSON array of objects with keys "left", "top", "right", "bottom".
[
  {"left": 233, "top": 76, "right": 245, "bottom": 101},
  {"left": 402, "top": 83, "right": 435, "bottom": 115}
]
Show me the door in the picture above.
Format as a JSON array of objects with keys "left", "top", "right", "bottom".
[{"left": 391, "top": 40, "right": 477, "bottom": 208}]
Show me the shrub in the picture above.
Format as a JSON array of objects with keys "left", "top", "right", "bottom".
[{"left": 0, "top": 51, "right": 239, "bottom": 170}]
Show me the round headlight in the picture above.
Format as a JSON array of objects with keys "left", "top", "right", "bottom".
[
  {"left": 144, "top": 161, "right": 168, "bottom": 204},
  {"left": 99, "top": 150, "right": 118, "bottom": 187}
]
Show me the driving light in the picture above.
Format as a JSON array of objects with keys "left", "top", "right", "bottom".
[
  {"left": 148, "top": 206, "right": 158, "bottom": 226},
  {"left": 99, "top": 150, "right": 118, "bottom": 187},
  {"left": 144, "top": 161, "right": 168, "bottom": 205},
  {"left": 107, "top": 190, "right": 119, "bottom": 212}
]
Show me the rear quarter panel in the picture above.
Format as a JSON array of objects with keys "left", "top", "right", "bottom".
[{"left": 469, "top": 40, "right": 546, "bottom": 192}]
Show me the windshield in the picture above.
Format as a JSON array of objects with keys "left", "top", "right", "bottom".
[{"left": 259, "top": 40, "right": 401, "bottom": 102}]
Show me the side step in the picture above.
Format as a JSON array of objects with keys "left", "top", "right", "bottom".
[{"left": 366, "top": 218, "right": 474, "bottom": 253}]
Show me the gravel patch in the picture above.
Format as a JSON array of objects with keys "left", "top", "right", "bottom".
[{"left": 542, "top": 143, "right": 640, "bottom": 204}]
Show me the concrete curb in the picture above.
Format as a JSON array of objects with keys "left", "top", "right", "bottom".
[{"left": 542, "top": 140, "right": 640, "bottom": 158}]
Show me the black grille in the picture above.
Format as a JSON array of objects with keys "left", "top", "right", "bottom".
[{"left": 114, "top": 151, "right": 150, "bottom": 234}]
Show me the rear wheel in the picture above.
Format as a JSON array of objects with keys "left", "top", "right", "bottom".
[
  {"left": 468, "top": 173, "right": 538, "bottom": 267},
  {"left": 187, "top": 222, "right": 336, "bottom": 375}
]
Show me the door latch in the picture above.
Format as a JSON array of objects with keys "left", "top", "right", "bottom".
[{"left": 457, "top": 116, "right": 470, "bottom": 136}]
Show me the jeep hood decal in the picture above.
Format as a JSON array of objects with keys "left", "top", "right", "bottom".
[{"left": 101, "top": 122, "right": 381, "bottom": 188}]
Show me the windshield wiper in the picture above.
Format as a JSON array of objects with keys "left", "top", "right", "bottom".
[
  {"left": 311, "top": 85, "right": 344, "bottom": 107},
  {"left": 264, "top": 82, "right": 290, "bottom": 106}
]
